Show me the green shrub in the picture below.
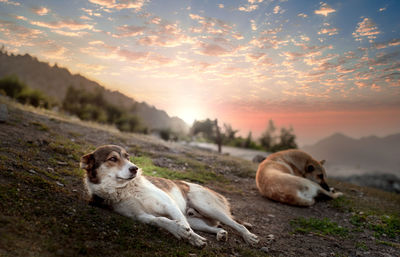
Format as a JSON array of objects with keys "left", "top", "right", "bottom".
[
  {"left": 63, "top": 86, "right": 145, "bottom": 133},
  {"left": 0, "top": 75, "right": 54, "bottom": 109},
  {"left": 0, "top": 75, "right": 27, "bottom": 98}
]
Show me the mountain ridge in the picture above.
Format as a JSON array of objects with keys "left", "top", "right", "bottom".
[{"left": 302, "top": 132, "right": 400, "bottom": 177}]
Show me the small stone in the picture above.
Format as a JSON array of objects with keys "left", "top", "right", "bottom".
[
  {"left": 188, "top": 254, "right": 197, "bottom": 257},
  {"left": 260, "top": 247, "right": 269, "bottom": 253},
  {"left": 47, "top": 167, "right": 55, "bottom": 172},
  {"left": 319, "top": 253, "right": 327, "bottom": 257},
  {"left": 28, "top": 169, "right": 37, "bottom": 174},
  {"left": 57, "top": 161, "right": 68, "bottom": 166},
  {"left": 56, "top": 181, "right": 64, "bottom": 187},
  {"left": 0, "top": 104, "right": 8, "bottom": 123},
  {"left": 267, "top": 214, "right": 275, "bottom": 218}
]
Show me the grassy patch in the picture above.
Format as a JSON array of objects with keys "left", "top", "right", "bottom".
[
  {"left": 329, "top": 195, "right": 353, "bottom": 212},
  {"left": 376, "top": 240, "right": 400, "bottom": 249},
  {"left": 350, "top": 212, "right": 400, "bottom": 239},
  {"left": 290, "top": 217, "right": 349, "bottom": 237},
  {"left": 132, "top": 155, "right": 226, "bottom": 184},
  {"left": 30, "top": 121, "right": 49, "bottom": 132}
]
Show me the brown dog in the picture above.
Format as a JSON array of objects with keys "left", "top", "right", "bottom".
[{"left": 256, "top": 149, "right": 343, "bottom": 206}]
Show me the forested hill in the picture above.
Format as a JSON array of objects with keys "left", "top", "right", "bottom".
[{"left": 0, "top": 50, "right": 188, "bottom": 133}]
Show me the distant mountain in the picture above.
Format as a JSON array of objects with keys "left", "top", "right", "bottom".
[
  {"left": 0, "top": 51, "right": 188, "bottom": 133},
  {"left": 302, "top": 133, "right": 400, "bottom": 177}
]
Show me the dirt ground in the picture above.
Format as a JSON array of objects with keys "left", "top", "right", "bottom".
[{"left": 0, "top": 98, "right": 399, "bottom": 257}]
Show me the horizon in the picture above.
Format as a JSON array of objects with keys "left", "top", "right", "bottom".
[{"left": 0, "top": 0, "right": 399, "bottom": 146}]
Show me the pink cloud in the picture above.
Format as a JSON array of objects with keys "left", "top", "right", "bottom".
[
  {"left": 113, "top": 24, "right": 145, "bottom": 38},
  {"left": 374, "top": 38, "right": 400, "bottom": 49},
  {"left": 30, "top": 19, "right": 93, "bottom": 31},
  {"left": 352, "top": 17, "right": 380, "bottom": 42},
  {"left": 318, "top": 27, "right": 338, "bottom": 36},
  {"left": 314, "top": 3, "right": 336, "bottom": 16},
  {"left": 88, "top": 0, "right": 147, "bottom": 11},
  {"left": 197, "top": 42, "right": 231, "bottom": 56},
  {"left": 32, "top": 6, "right": 50, "bottom": 16},
  {"left": 0, "top": 0, "right": 20, "bottom": 6}
]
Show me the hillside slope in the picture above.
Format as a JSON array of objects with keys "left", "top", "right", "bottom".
[
  {"left": 1, "top": 98, "right": 399, "bottom": 257},
  {"left": 0, "top": 50, "right": 188, "bottom": 133}
]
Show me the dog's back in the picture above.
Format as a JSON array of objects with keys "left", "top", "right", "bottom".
[{"left": 256, "top": 149, "right": 330, "bottom": 206}]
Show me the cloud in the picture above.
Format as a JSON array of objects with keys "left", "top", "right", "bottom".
[
  {"left": 352, "top": 17, "right": 380, "bottom": 42},
  {"left": 32, "top": 7, "right": 50, "bottom": 16},
  {"left": 218, "top": 4, "right": 224, "bottom": 9},
  {"left": 40, "top": 41, "right": 68, "bottom": 60},
  {"left": 14, "top": 15, "right": 27, "bottom": 21},
  {"left": 30, "top": 19, "right": 93, "bottom": 31},
  {"left": 314, "top": 2, "right": 336, "bottom": 17},
  {"left": 374, "top": 38, "right": 400, "bottom": 49},
  {"left": 88, "top": 0, "right": 147, "bottom": 11},
  {"left": 250, "top": 19, "right": 257, "bottom": 31},
  {"left": 138, "top": 22, "right": 193, "bottom": 47},
  {"left": 318, "top": 26, "right": 338, "bottom": 36},
  {"left": 379, "top": 7, "right": 386, "bottom": 12},
  {"left": 283, "top": 44, "right": 332, "bottom": 61},
  {"left": 250, "top": 34, "right": 288, "bottom": 49},
  {"left": 52, "top": 30, "right": 88, "bottom": 37},
  {"left": 197, "top": 42, "right": 232, "bottom": 56},
  {"left": 113, "top": 24, "right": 145, "bottom": 37},
  {"left": 0, "top": 19, "right": 42, "bottom": 46},
  {"left": 298, "top": 13, "right": 308, "bottom": 18},
  {"left": 0, "top": 0, "right": 20, "bottom": 6},
  {"left": 238, "top": 0, "right": 263, "bottom": 12},
  {"left": 273, "top": 5, "right": 284, "bottom": 14}
]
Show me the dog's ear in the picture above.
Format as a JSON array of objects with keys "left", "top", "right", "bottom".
[
  {"left": 81, "top": 153, "right": 99, "bottom": 184},
  {"left": 80, "top": 153, "right": 94, "bottom": 170},
  {"left": 320, "top": 160, "right": 326, "bottom": 166}
]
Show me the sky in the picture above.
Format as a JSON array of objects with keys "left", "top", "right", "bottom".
[{"left": 0, "top": 0, "right": 399, "bottom": 145}]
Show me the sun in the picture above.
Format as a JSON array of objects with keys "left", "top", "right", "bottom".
[{"left": 177, "top": 107, "right": 203, "bottom": 125}]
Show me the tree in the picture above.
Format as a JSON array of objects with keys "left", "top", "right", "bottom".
[
  {"left": 191, "top": 118, "right": 238, "bottom": 153},
  {"left": 259, "top": 120, "right": 277, "bottom": 151},
  {"left": 259, "top": 120, "right": 298, "bottom": 152},
  {"left": 274, "top": 126, "right": 298, "bottom": 151}
]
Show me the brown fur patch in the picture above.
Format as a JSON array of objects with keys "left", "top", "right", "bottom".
[
  {"left": 147, "top": 176, "right": 176, "bottom": 192},
  {"left": 174, "top": 180, "right": 190, "bottom": 198}
]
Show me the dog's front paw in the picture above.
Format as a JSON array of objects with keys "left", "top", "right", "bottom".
[
  {"left": 189, "top": 232, "right": 207, "bottom": 248},
  {"left": 332, "top": 191, "right": 344, "bottom": 198},
  {"left": 216, "top": 229, "right": 228, "bottom": 242},
  {"left": 243, "top": 232, "right": 259, "bottom": 246},
  {"left": 175, "top": 221, "right": 191, "bottom": 239}
]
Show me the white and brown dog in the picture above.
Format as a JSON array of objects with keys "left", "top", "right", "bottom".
[
  {"left": 256, "top": 149, "right": 343, "bottom": 206},
  {"left": 80, "top": 145, "right": 259, "bottom": 247}
]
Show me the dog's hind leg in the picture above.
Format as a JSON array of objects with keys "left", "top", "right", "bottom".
[
  {"left": 136, "top": 213, "right": 207, "bottom": 248},
  {"left": 186, "top": 185, "right": 259, "bottom": 246},
  {"left": 187, "top": 217, "right": 228, "bottom": 242}
]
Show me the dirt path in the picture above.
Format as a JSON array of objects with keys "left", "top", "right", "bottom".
[{"left": 1, "top": 99, "right": 399, "bottom": 257}]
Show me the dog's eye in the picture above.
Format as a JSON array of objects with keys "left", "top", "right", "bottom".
[
  {"left": 108, "top": 157, "right": 118, "bottom": 162},
  {"left": 307, "top": 165, "right": 314, "bottom": 172},
  {"left": 318, "top": 174, "right": 324, "bottom": 179}
]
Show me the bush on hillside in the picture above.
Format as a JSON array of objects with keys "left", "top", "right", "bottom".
[
  {"left": 62, "top": 86, "right": 145, "bottom": 133},
  {"left": 0, "top": 75, "right": 54, "bottom": 109}
]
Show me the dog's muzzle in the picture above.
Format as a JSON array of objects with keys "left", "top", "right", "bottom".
[{"left": 321, "top": 182, "right": 330, "bottom": 191}]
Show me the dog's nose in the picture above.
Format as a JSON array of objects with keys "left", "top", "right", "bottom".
[{"left": 129, "top": 166, "right": 138, "bottom": 175}]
